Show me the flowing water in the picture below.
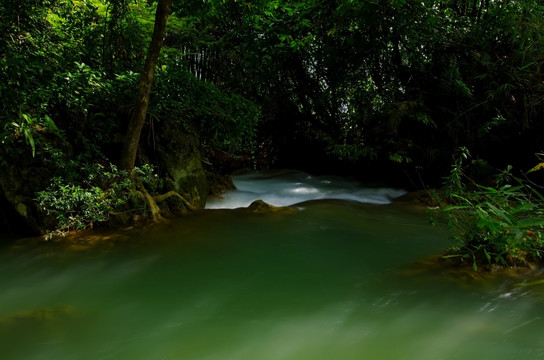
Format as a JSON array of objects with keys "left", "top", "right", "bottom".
[
  {"left": 1, "top": 170, "right": 543, "bottom": 360},
  {"left": 205, "top": 170, "right": 407, "bottom": 208}
]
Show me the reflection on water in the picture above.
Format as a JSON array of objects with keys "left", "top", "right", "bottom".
[{"left": 1, "top": 171, "right": 544, "bottom": 360}]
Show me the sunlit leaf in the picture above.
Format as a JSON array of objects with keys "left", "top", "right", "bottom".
[{"left": 527, "top": 163, "right": 544, "bottom": 173}]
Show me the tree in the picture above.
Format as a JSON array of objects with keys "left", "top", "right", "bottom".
[
  {"left": 117, "top": 0, "right": 198, "bottom": 223},
  {"left": 119, "top": 0, "right": 172, "bottom": 171}
]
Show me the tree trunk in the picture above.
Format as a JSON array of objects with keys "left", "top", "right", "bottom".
[{"left": 119, "top": 0, "right": 172, "bottom": 171}]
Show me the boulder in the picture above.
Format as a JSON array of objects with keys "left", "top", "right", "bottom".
[
  {"left": 153, "top": 124, "right": 209, "bottom": 211},
  {"left": 207, "top": 172, "right": 236, "bottom": 198},
  {"left": 0, "top": 158, "right": 54, "bottom": 237},
  {"left": 245, "top": 199, "right": 298, "bottom": 214}
]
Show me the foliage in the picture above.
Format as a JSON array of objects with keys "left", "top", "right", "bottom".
[
  {"left": 434, "top": 150, "right": 544, "bottom": 270},
  {"left": 152, "top": 58, "right": 259, "bottom": 153},
  {"left": 35, "top": 163, "right": 159, "bottom": 233},
  {"left": 0, "top": 0, "right": 256, "bottom": 162},
  {"left": 168, "top": 0, "right": 544, "bottom": 177},
  {"left": 2, "top": 0, "right": 544, "bottom": 234},
  {"left": 0, "top": 0, "right": 106, "bottom": 158},
  {"left": 3, "top": 0, "right": 543, "bottom": 176}
]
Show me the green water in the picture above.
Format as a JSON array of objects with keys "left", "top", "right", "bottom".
[{"left": 1, "top": 201, "right": 543, "bottom": 359}]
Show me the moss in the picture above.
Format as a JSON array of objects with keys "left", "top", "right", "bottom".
[
  {"left": 0, "top": 157, "right": 55, "bottom": 236},
  {"left": 207, "top": 172, "right": 236, "bottom": 198},
  {"left": 153, "top": 125, "right": 209, "bottom": 210}
]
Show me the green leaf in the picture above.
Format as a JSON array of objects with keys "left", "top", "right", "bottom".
[
  {"left": 23, "top": 128, "right": 36, "bottom": 157},
  {"left": 483, "top": 249, "right": 491, "bottom": 263},
  {"left": 44, "top": 115, "right": 60, "bottom": 134},
  {"left": 519, "top": 62, "right": 535, "bottom": 71},
  {"left": 510, "top": 202, "right": 537, "bottom": 214},
  {"left": 527, "top": 186, "right": 544, "bottom": 202},
  {"left": 513, "top": 218, "right": 544, "bottom": 228},
  {"left": 478, "top": 185, "right": 499, "bottom": 194},
  {"left": 486, "top": 202, "right": 514, "bottom": 225},
  {"left": 22, "top": 113, "right": 36, "bottom": 125},
  {"left": 443, "top": 205, "right": 471, "bottom": 211}
]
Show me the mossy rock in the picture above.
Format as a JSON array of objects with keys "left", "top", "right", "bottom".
[
  {"left": 244, "top": 200, "right": 298, "bottom": 214},
  {"left": 0, "top": 157, "right": 55, "bottom": 236},
  {"left": 153, "top": 127, "right": 209, "bottom": 210},
  {"left": 207, "top": 172, "right": 236, "bottom": 197}
]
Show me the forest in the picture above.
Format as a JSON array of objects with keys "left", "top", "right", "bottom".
[{"left": 1, "top": 0, "right": 544, "bottom": 267}]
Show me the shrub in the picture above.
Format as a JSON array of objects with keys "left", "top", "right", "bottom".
[
  {"left": 36, "top": 163, "right": 159, "bottom": 234},
  {"left": 433, "top": 150, "right": 544, "bottom": 270}
]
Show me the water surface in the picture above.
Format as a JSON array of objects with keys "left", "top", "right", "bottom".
[{"left": 1, "top": 171, "right": 543, "bottom": 359}]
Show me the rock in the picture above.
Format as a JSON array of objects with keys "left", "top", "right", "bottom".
[
  {"left": 245, "top": 199, "right": 298, "bottom": 214},
  {"left": 0, "top": 157, "right": 54, "bottom": 237},
  {"left": 207, "top": 172, "right": 236, "bottom": 198},
  {"left": 247, "top": 199, "right": 274, "bottom": 212},
  {"left": 394, "top": 188, "right": 444, "bottom": 208},
  {"left": 152, "top": 123, "right": 209, "bottom": 211},
  {"left": 0, "top": 305, "right": 77, "bottom": 326}
]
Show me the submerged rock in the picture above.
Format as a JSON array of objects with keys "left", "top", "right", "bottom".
[
  {"left": 0, "top": 305, "right": 77, "bottom": 327},
  {"left": 400, "top": 253, "right": 544, "bottom": 287}
]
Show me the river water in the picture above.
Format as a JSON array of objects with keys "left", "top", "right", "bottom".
[{"left": 1, "top": 170, "right": 543, "bottom": 359}]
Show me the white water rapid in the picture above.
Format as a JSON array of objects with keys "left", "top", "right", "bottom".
[{"left": 205, "top": 170, "right": 407, "bottom": 209}]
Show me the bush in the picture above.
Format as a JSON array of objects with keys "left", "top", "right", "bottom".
[
  {"left": 433, "top": 150, "right": 544, "bottom": 270},
  {"left": 152, "top": 59, "right": 259, "bottom": 153},
  {"left": 35, "top": 163, "right": 159, "bottom": 234}
]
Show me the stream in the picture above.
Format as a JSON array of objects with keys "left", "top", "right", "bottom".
[{"left": 1, "top": 170, "right": 543, "bottom": 359}]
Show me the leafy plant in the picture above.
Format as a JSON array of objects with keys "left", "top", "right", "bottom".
[
  {"left": 433, "top": 151, "right": 544, "bottom": 270},
  {"left": 2, "top": 110, "right": 62, "bottom": 158},
  {"left": 35, "top": 163, "right": 160, "bottom": 234},
  {"left": 151, "top": 61, "right": 259, "bottom": 153}
]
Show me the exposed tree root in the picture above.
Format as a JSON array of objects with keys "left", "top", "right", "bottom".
[
  {"left": 133, "top": 175, "right": 163, "bottom": 222},
  {"left": 153, "top": 191, "right": 198, "bottom": 211},
  {"left": 132, "top": 173, "right": 196, "bottom": 223}
]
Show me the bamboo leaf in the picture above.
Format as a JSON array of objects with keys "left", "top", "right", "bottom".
[
  {"left": 443, "top": 205, "right": 471, "bottom": 211},
  {"left": 519, "top": 62, "right": 535, "bottom": 71},
  {"left": 527, "top": 163, "right": 544, "bottom": 173},
  {"left": 483, "top": 249, "right": 491, "bottom": 262},
  {"left": 486, "top": 202, "right": 514, "bottom": 225},
  {"left": 513, "top": 218, "right": 544, "bottom": 228},
  {"left": 23, "top": 128, "right": 36, "bottom": 157}
]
